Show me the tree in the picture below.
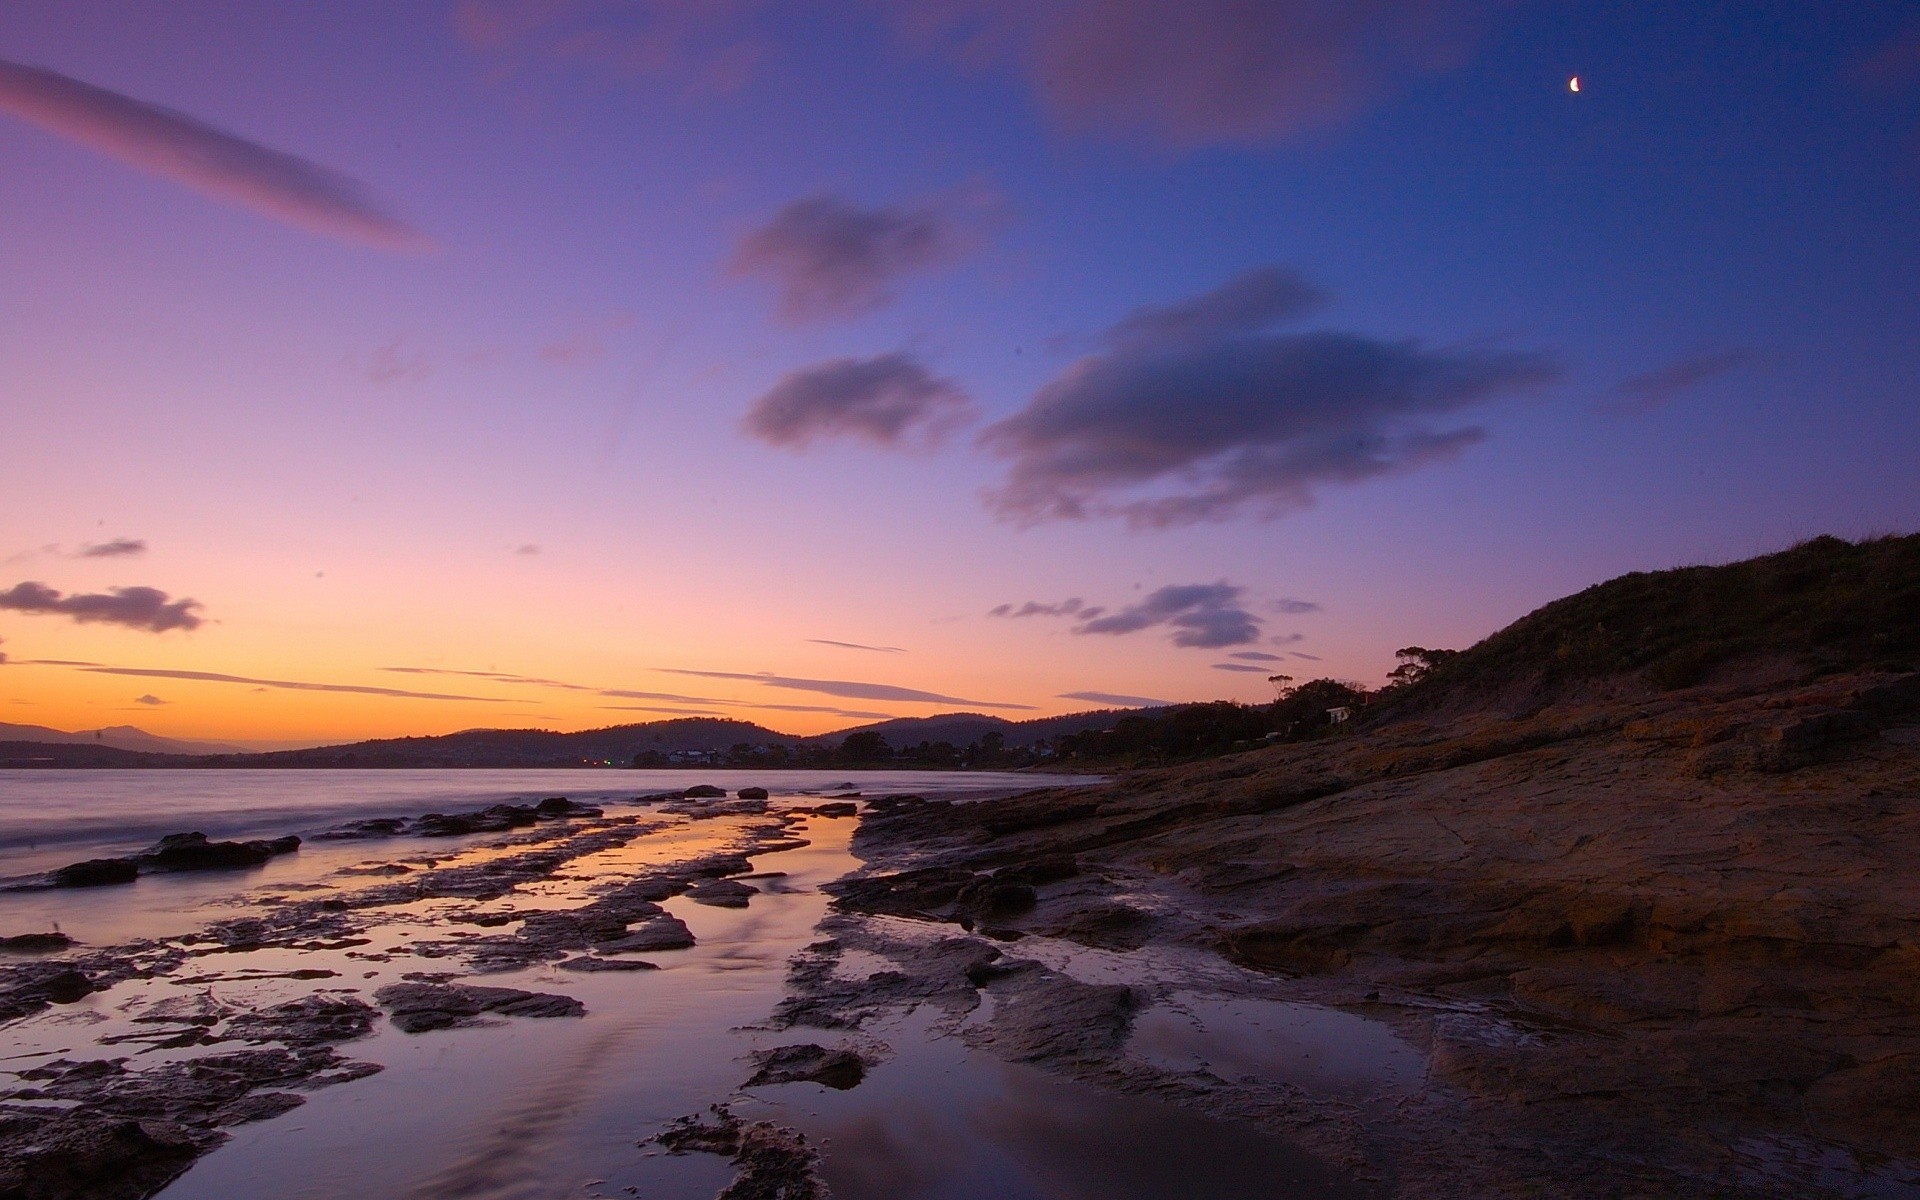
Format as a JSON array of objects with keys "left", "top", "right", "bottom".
[
  {"left": 1386, "top": 646, "right": 1458, "bottom": 688},
  {"left": 839, "top": 731, "right": 891, "bottom": 764},
  {"left": 1267, "top": 673, "right": 1295, "bottom": 701}
]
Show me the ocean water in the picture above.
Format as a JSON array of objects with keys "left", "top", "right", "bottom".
[
  {"left": 0, "top": 769, "right": 1389, "bottom": 1198},
  {"left": 0, "top": 768, "right": 1077, "bottom": 878}
]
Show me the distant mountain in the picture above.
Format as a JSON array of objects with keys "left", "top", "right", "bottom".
[
  {"left": 229, "top": 718, "right": 788, "bottom": 768},
  {"left": 0, "top": 722, "right": 245, "bottom": 756},
  {"left": 0, "top": 706, "right": 1187, "bottom": 769},
  {"left": 805, "top": 708, "right": 1171, "bottom": 750}
]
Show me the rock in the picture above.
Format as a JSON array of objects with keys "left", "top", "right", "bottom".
[
  {"left": 595, "top": 916, "right": 696, "bottom": 953},
  {"left": 0, "top": 932, "right": 75, "bottom": 952},
  {"left": 0, "top": 1112, "right": 200, "bottom": 1200},
  {"left": 53, "top": 858, "right": 139, "bottom": 888},
  {"left": 736, "top": 786, "right": 770, "bottom": 800},
  {"left": 684, "top": 784, "right": 727, "bottom": 798},
  {"left": 313, "top": 817, "right": 407, "bottom": 839},
  {"left": 224, "top": 995, "right": 378, "bottom": 1045},
  {"left": 373, "top": 982, "right": 585, "bottom": 1033},
  {"left": 534, "top": 796, "right": 603, "bottom": 818},
  {"left": 140, "top": 832, "right": 300, "bottom": 872},
  {"left": 720, "top": 1122, "right": 829, "bottom": 1200},
  {"left": 557, "top": 956, "right": 659, "bottom": 972},
  {"left": 745, "top": 1044, "right": 868, "bottom": 1090},
  {"left": 657, "top": 1106, "right": 743, "bottom": 1155},
  {"left": 687, "top": 879, "right": 756, "bottom": 908},
  {"left": 810, "top": 802, "right": 858, "bottom": 818}
]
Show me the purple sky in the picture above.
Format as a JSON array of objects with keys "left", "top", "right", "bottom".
[{"left": 2, "top": 1, "right": 1917, "bottom": 744}]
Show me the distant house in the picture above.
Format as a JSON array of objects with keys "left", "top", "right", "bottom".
[{"left": 1326, "top": 706, "right": 1352, "bottom": 724}]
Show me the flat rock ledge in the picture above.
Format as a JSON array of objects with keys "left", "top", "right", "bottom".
[{"left": 373, "top": 982, "right": 585, "bottom": 1033}]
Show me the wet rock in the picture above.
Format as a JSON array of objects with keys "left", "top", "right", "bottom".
[
  {"left": 736, "top": 786, "right": 770, "bottom": 800},
  {"left": 687, "top": 879, "right": 756, "bottom": 908},
  {"left": 373, "top": 981, "right": 585, "bottom": 1033},
  {"left": 0, "top": 931, "right": 74, "bottom": 951},
  {"left": 0, "top": 1112, "right": 201, "bottom": 1200},
  {"left": 720, "top": 1122, "right": 828, "bottom": 1200},
  {"left": 313, "top": 817, "right": 407, "bottom": 839},
  {"left": 965, "top": 968, "right": 1135, "bottom": 1068},
  {"left": 656, "top": 1105, "right": 743, "bottom": 1155},
  {"left": 534, "top": 796, "right": 603, "bottom": 818},
  {"left": 141, "top": 832, "right": 300, "bottom": 872},
  {"left": 810, "top": 802, "right": 858, "bottom": 818},
  {"left": 223, "top": 995, "right": 378, "bottom": 1045},
  {"left": 594, "top": 916, "right": 696, "bottom": 953},
  {"left": 557, "top": 956, "right": 659, "bottom": 972},
  {"left": 745, "top": 1044, "right": 868, "bottom": 1090},
  {"left": 53, "top": 858, "right": 140, "bottom": 888},
  {"left": 684, "top": 784, "right": 727, "bottom": 798}
]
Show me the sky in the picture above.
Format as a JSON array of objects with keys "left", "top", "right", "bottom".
[{"left": 2, "top": 0, "right": 1918, "bottom": 747}]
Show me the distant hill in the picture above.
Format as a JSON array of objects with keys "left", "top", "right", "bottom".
[
  {"left": 806, "top": 708, "right": 1170, "bottom": 751},
  {"left": 0, "top": 706, "right": 1186, "bottom": 769},
  {"left": 227, "top": 718, "right": 787, "bottom": 768},
  {"left": 0, "top": 722, "right": 245, "bottom": 756}
]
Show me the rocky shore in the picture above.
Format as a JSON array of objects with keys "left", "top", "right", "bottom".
[{"left": 783, "top": 667, "right": 1920, "bottom": 1198}]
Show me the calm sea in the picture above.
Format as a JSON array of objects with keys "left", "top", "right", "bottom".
[{"left": 0, "top": 768, "right": 1087, "bottom": 877}]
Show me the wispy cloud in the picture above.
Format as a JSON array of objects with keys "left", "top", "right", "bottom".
[
  {"left": 1291, "top": 651, "right": 1323, "bottom": 661},
  {"left": 981, "top": 266, "right": 1556, "bottom": 527},
  {"left": 78, "top": 666, "right": 507, "bottom": 703},
  {"left": 77, "top": 538, "right": 147, "bottom": 559},
  {"left": 1058, "top": 690, "right": 1170, "bottom": 708},
  {"left": 1229, "top": 651, "right": 1284, "bottom": 661},
  {"left": 0, "top": 581, "right": 204, "bottom": 633},
  {"left": 809, "top": 639, "right": 907, "bottom": 654},
  {"left": 729, "top": 193, "right": 976, "bottom": 322},
  {"left": 1072, "top": 582, "right": 1262, "bottom": 649},
  {"left": 660, "top": 668, "right": 1036, "bottom": 711},
  {"left": 0, "top": 58, "right": 429, "bottom": 250},
  {"left": 895, "top": 1, "right": 1508, "bottom": 148},
  {"left": 513, "top": 544, "right": 542, "bottom": 556},
  {"left": 383, "top": 666, "right": 595, "bottom": 691},
  {"left": 391, "top": 668, "right": 907, "bottom": 722},
  {"left": 988, "top": 598, "right": 1101, "bottom": 619},
  {"left": 1602, "top": 349, "right": 1752, "bottom": 416},
  {"left": 1211, "top": 662, "right": 1271, "bottom": 673},
  {"left": 743, "top": 353, "right": 972, "bottom": 450},
  {"left": 454, "top": 0, "right": 772, "bottom": 95},
  {"left": 1272, "top": 597, "right": 1322, "bottom": 614},
  {"left": 539, "top": 313, "right": 635, "bottom": 364}
]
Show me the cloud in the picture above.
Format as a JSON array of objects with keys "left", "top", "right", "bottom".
[
  {"left": 660, "top": 668, "right": 1036, "bottom": 710},
  {"left": 1271, "top": 597, "right": 1321, "bottom": 614},
  {"left": 743, "top": 353, "right": 972, "bottom": 450},
  {"left": 1229, "top": 651, "right": 1284, "bottom": 662},
  {"left": 361, "top": 337, "right": 430, "bottom": 385},
  {"left": 513, "top": 544, "right": 542, "bottom": 556},
  {"left": 0, "top": 58, "right": 429, "bottom": 251},
  {"left": 1103, "top": 266, "right": 1327, "bottom": 348},
  {"left": 1291, "top": 651, "right": 1323, "bottom": 661},
  {"left": 1058, "top": 690, "right": 1170, "bottom": 707},
  {"left": 729, "top": 193, "right": 978, "bottom": 322},
  {"left": 76, "top": 666, "right": 507, "bottom": 702},
  {"left": 0, "top": 581, "right": 204, "bottom": 632},
  {"left": 539, "top": 314, "right": 635, "bottom": 364},
  {"left": 1071, "top": 582, "right": 1262, "bottom": 649},
  {"left": 600, "top": 704, "right": 730, "bottom": 717},
  {"left": 987, "top": 597, "right": 1102, "bottom": 619},
  {"left": 382, "top": 666, "right": 594, "bottom": 691},
  {"left": 77, "top": 538, "right": 146, "bottom": 559},
  {"left": 454, "top": 0, "right": 771, "bottom": 95},
  {"left": 1212, "top": 662, "right": 1272, "bottom": 673},
  {"left": 1270, "top": 632, "right": 1306, "bottom": 645},
  {"left": 1602, "top": 349, "right": 1752, "bottom": 416},
  {"left": 134, "top": 694, "right": 166, "bottom": 705},
  {"left": 895, "top": 0, "right": 1505, "bottom": 148},
  {"left": 980, "top": 266, "right": 1557, "bottom": 527},
  {"left": 810, "top": 639, "right": 907, "bottom": 654},
  {"left": 1859, "top": 18, "right": 1920, "bottom": 90},
  {"left": 385, "top": 665, "right": 902, "bottom": 721}
]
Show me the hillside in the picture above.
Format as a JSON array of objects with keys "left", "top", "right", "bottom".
[
  {"left": 227, "top": 718, "right": 787, "bottom": 768},
  {"left": 802, "top": 707, "right": 1164, "bottom": 751},
  {"left": 828, "top": 533, "right": 1920, "bottom": 1197},
  {"left": 1385, "top": 533, "right": 1920, "bottom": 717},
  {"left": 0, "top": 722, "right": 244, "bottom": 756}
]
